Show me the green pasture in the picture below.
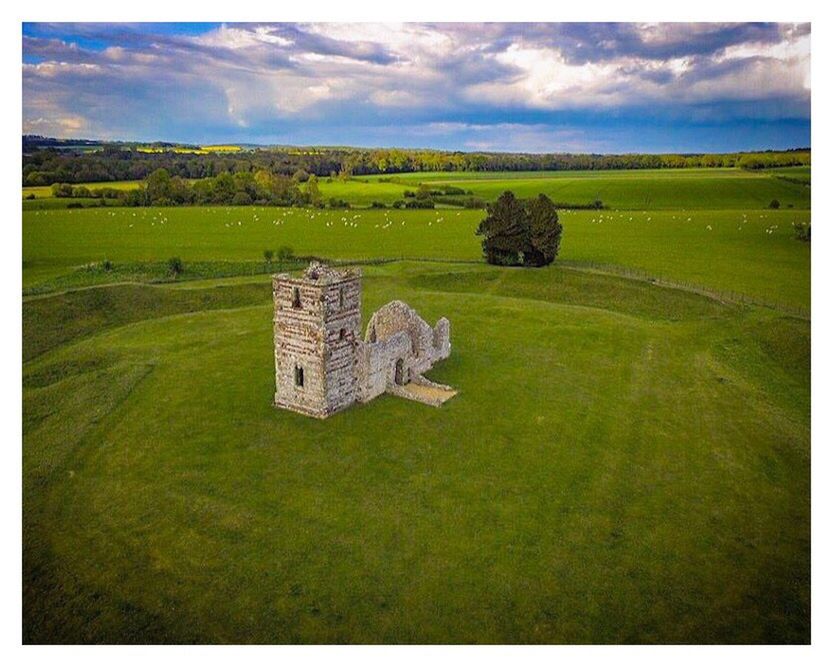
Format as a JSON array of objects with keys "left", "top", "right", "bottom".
[
  {"left": 317, "top": 178, "right": 407, "bottom": 205},
  {"left": 23, "top": 262, "right": 810, "bottom": 643},
  {"left": 21, "top": 163, "right": 812, "bottom": 643},
  {"left": 365, "top": 168, "right": 810, "bottom": 210},
  {"left": 23, "top": 206, "right": 811, "bottom": 308},
  {"left": 766, "top": 166, "right": 812, "bottom": 184},
  {"left": 23, "top": 167, "right": 810, "bottom": 211},
  {"left": 23, "top": 180, "right": 145, "bottom": 199}
]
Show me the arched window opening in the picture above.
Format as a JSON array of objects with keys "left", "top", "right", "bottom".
[
  {"left": 294, "top": 365, "right": 304, "bottom": 387},
  {"left": 292, "top": 287, "right": 301, "bottom": 309}
]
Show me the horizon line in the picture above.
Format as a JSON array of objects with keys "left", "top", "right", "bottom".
[{"left": 22, "top": 135, "right": 811, "bottom": 158}]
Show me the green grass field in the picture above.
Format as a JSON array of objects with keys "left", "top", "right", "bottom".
[
  {"left": 22, "top": 167, "right": 811, "bottom": 643},
  {"left": 23, "top": 206, "right": 811, "bottom": 308},
  {"left": 23, "top": 166, "right": 810, "bottom": 211},
  {"left": 765, "top": 166, "right": 811, "bottom": 184},
  {"left": 23, "top": 262, "right": 810, "bottom": 643},
  {"left": 364, "top": 168, "right": 810, "bottom": 210},
  {"left": 23, "top": 180, "right": 144, "bottom": 199}
]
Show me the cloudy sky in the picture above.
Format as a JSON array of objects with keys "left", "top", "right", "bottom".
[{"left": 22, "top": 22, "right": 810, "bottom": 153}]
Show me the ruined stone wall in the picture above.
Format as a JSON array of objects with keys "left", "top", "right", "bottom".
[
  {"left": 365, "top": 301, "right": 452, "bottom": 377},
  {"left": 432, "top": 317, "right": 451, "bottom": 361},
  {"left": 356, "top": 312, "right": 450, "bottom": 404},
  {"left": 320, "top": 278, "right": 362, "bottom": 414},
  {"left": 356, "top": 332, "right": 411, "bottom": 403},
  {"left": 274, "top": 263, "right": 453, "bottom": 418}
]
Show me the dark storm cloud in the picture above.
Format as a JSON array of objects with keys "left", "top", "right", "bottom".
[
  {"left": 429, "top": 22, "right": 788, "bottom": 63},
  {"left": 261, "top": 24, "right": 401, "bottom": 65}
]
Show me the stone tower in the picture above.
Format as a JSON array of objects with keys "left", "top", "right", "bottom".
[{"left": 272, "top": 262, "right": 362, "bottom": 418}]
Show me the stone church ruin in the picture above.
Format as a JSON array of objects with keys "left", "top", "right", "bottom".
[{"left": 273, "top": 262, "right": 456, "bottom": 418}]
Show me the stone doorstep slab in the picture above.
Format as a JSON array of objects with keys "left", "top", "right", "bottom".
[{"left": 387, "top": 380, "right": 458, "bottom": 407}]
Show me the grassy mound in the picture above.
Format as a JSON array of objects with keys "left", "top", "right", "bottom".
[
  {"left": 23, "top": 264, "right": 809, "bottom": 643},
  {"left": 24, "top": 282, "right": 272, "bottom": 361}
]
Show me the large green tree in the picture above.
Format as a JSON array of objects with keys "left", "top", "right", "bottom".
[
  {"left": 475, "top": 191, "right": 528, "bottom": 265},
  {"left": 145, "top": 168, "right": 172, "bottom": 203},
  {"left": 476, "top": 191, "right": 562, "bottom": 267},
  {"left": 525, "top": 194, "right": 563, "bottom": 266},
  {"left": 305, "top": 174, "right": 322, "bottom": 206}
]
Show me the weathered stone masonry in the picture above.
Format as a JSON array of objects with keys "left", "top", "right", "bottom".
[{"left": 273, "top": 262, "right": 455, "bottom": 418}]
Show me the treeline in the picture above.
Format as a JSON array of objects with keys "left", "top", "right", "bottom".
[
  {"left": 22, "top": 139, "right": 811, "bottom": 186},
  {"left": 50, "top": 167, "right": 612, "bottom": 210},
  {"left": 48, "top": 169, "right": 494, "bottom": 210},
  {"left": 52, "top": 169, "right": 323, "bottom": 207}
]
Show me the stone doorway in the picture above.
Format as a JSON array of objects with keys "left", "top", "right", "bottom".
[{"left": 394, "top": 358, "right": 406, "bottom": 385}]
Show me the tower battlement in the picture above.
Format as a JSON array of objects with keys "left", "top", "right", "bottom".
[{"left": 272, "top": 263, "right": 362, "bottom": 418}]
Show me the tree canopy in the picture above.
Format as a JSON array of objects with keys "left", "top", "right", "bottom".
[{"left": 476, "top": 191, "right": 563, "bottom": 267}]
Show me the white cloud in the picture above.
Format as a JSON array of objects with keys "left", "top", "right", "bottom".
[
  {"left": 195, "top": 24, "right": 293, "bottom": 50},
  {"left": 369, "top": 89, "right": 420, "bottom": 107},
  {"left": 484, "top": 44, "right": 625, "bottom": 107},
  {"left": 23, "top": 114, "right": 88, "bottom": 136},
  {"left": 305, "top": 22, "right": 454, "bottom": 57},
  {"left": 718, "top": 32, "right": 811, "bottom": 91},
  {"left": 24, "top": 61, "right": 102, "bottom": 77}
]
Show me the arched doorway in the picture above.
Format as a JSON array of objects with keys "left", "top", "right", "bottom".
[{"left": 394, "top": 358, "right": 406, "bottom": 385}]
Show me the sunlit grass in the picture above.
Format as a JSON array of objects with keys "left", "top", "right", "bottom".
[{"left": 23, "top": 206, "right": 811, "bottom": 308}]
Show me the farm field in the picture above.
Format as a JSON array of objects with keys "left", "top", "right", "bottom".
[
  {"left": 23, "top": 206, "right": 811, "bottom": 308},
  {"left": 22, "top": 178, "right": 408, "bottom": 208},
  {"left": 22, "top": 178, "right": 408, "bottom": 209},
  {"left": 22, "top": 165, "right": 811, "bottom": 644},
  {"left": 23, "top": 180, "right": 145, "bottom": 198},
  {"left": 23, "top": 261, "right": 809, "bottom": 643},
  {"left": 22, "top": 166, "right": 811, "bottom": 211},
  {"left": 367, "top": 168, "right": 810, "bottom": 210},
  {"left": 137, "top": 144, "right": 245, "bottom": 154},
  {"left": 765, "top": 166, "right": 811, "bottom": 184}
]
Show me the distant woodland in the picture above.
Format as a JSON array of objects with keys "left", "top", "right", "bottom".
[{"left": 22, "top": 135, "right": 810, "bottom": 186}]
